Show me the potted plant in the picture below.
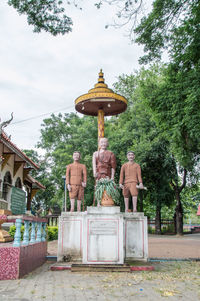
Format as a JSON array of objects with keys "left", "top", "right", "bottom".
[{"left": 95, "top": 178, "right": 120, "bottom": 206}]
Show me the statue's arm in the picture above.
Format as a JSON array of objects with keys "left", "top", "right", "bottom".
[
  {"left": 111, "top": 168, "right": 115, "bottom": 181},
  {"left": 92, "top": 152, "right": 97, "bottom": 178},
  {"left": 119, "top": 165, "right": 124, "bottom": 188},
  {"left": 66, "top": 165, "right": 71, "bottom": 191},
  {"left": 110, "top": 152, "right": 116, "bottom": 180},
  {"left": 82, "top": 165, "right": 87, "bottom": 187},
  {"left": 137, "top": 165, "right": 144, "bottom": 188}
]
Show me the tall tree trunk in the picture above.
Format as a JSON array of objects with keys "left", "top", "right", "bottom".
[
  {"left": 175, "top": 192, "right": 183, "bottom": 235},
  {"left": 171, "top": 168, "right": 187, "bottom": 236},
  {"left": 155, "top": 203, "right": 161, "bottom": 234}
]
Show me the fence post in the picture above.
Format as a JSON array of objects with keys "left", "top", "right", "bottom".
[
  {"left": 13, "top": 218, "right": 22, "bottom": 247},
  {"left": 30, "top": 221, "right": 36, "bottom": 244},
  {"left": 41, "top": 222, "right": 47, "bottom": 242},
  {"left": 36, "top": 222, "right": 42, "bottom": 242},
  {"left": 22, "top": 220, "right": 30, "bottom": 245}
]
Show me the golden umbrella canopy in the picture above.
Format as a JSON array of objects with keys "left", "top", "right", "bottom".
[{"left": 75, "top": 70, "right": 128, "bottom": 138}]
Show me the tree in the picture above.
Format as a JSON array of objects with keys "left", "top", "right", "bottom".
[
  {"left": 107, "top": 68, "right": 176, "bottom": 234},
  {"left": 22, "top": 149, "right": 55, "bottom": 213},
  {"left": 37, "top": 112, "right": 98, "bottom": 210},
  {"left": 8, "top": 0, "right": 76, "bottom": 35},
  {"left": 136, "top": 64, "right": 200, "bottom": 234}
]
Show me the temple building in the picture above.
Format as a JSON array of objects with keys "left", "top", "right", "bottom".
[{"left": 0, "top": 128, "right": 45, "bottom": 214}]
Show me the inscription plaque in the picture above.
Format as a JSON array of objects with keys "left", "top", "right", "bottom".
[
  {"left": 90, "top": 220, "right": 117, "bottom": 235},
  {"left": 11, "top": 187, "right": 26, "bottom": 215}
]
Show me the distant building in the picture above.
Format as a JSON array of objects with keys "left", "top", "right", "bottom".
[{"left": 0, "top": 129, "right": 45, "bottom": 213}]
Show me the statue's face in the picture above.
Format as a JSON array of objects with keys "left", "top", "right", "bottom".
[
  {"left": 127, "top": 152, "right": 135, "bottom": 162},
  {"left": 73, "top": 152, "right": 80, "bottom": 161},
  {"left": 99, "top": 138, "right": 108, "bottom": 150}
]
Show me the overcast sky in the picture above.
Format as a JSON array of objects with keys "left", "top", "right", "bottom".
[{"left": 0, "top": 1, "right": 145, "bottom": 153}]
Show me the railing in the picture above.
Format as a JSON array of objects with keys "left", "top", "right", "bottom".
[
  {"left": 7, "top": 215, "right": 47, "bottom": 247},
  {"left": 45, "top": 214, "right": 60, "bottom": 226}
]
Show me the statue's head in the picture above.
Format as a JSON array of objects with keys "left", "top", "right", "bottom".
[
  {"left": 99, "top": 137, "right": 108, "bottom": 150},
  {"left": 127, "top": 151, "right": 135, "bottom": 162},
  {"left": 73, "top": 151, "right": 81, "bottom": 161}
]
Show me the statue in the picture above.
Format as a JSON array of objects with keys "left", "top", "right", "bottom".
[
  {"left": 119, "top": 151, "right": 144, "bottom": 212},
  {"left": 92, "top": 138, "right": 116, "bottom": 180},
  {"left": 66, "top": 151, "right": 87, "bottom": 212}
]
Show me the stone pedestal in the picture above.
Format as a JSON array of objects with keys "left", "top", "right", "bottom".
[
  {"left": 82, "top": 207, "right": 124, "bottom": 264},
  {"left": 57, "top": 212, "right": 85, "bottom": 262},
  {"left": 124, "top": 212, "right": 148, "bottom": 261},
  {"left": 57, "top": 207, "right": 148, "bottom": 263}
]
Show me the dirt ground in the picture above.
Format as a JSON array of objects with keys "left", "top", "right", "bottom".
[{"left": 47, "top": 233, "right": 200, "bottom": 258}]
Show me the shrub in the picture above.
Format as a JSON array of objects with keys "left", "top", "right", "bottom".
[
  {"left": 9, "top": 225, "right": 24, "bottom": 240},
  {"left": 148, "top": 226, "right": 155, "bottom": 234},
  {"left": 47, "top": 226, "right": 58, "bottom": 241}
]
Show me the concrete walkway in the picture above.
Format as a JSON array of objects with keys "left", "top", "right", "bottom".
[
  {"left": 0, "top": 261, "right": 199, "bottom": 300},
  {"left": 0, "top": 234, "right": 199, "bottom": 301},
  {"left": 148, "top": 233, "right": 200, "bottom": 258}
]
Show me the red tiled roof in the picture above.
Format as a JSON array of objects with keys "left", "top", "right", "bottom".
[
  {"left": 25, "top": 174, "right": 46, "bottom": 190},
  {"left": 0, "top": 131, "right": 39, "bottom": 170}
]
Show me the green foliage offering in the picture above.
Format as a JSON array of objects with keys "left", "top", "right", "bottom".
[
  {"left": 95, "top": 178, "right": 120, "bottom": 205},
  {"left": 47, "top": 226, "right": 58, "bottom": 241}
]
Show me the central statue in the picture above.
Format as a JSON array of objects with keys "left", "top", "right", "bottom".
[{"left": 92, "top": 138, "right": 116, "bottom": 180}]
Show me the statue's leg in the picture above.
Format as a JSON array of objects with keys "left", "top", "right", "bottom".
[
  {"left": 124, "top": 198, "right": 129, "bottom": 212},
  {"left": 132, "top": 196, "right": 137, "bottom": 212},
  {"left": 70, "top": 199, "right": 75, "bottom": 212},
  {"left": 77, "top": 200, "right": 81, "bottom": 212}
]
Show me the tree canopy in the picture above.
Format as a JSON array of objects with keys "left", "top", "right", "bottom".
[{"left": 8, "top": 0, "right": 75, "bottom": 35}]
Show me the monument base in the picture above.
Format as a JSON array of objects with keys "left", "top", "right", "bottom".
[
  {"left": 57, "top": 207, "right": 148, "bottom": 264},
  {"left": 0, "top": 210, "right": 13, "bottom": 243},
  {"left": 0, "top": 229, "right": 13, "bottom": 242}
]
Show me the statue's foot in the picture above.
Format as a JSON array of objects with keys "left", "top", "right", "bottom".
[{"left": 133, "top": 210, "right": 137, "bottom": 213}]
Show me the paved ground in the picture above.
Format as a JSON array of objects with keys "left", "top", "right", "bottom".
[
  {"left": 148, "top": 233, "right": 200, "bottom": 258},
  {"left": 0, "top": 234, "right": 199, "bottom": 301},
  {"left": 47, "top": 233, "right": 200, "bottom": 258},
  {"left": 0, "top": 261, "right": 199, "bottom": 300}
]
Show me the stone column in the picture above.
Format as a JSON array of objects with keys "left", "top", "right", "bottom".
[
  {"left": 30, "top": 221, "right": 36, "bottom": 244},
  {"left": 36, "top": 222, "right": 42, "bottom": 242},
  {"left": 22, "top": 220, "right": 30, "bottom": 246},
  {"left": 13, "top": 218, "right": 22, "bottom": 247}
]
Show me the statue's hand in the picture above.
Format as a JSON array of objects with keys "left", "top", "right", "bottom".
[
  {"left": 67, "top": 184, "right": 71, "bottom": 191},
  {"left": 139, "top": 183, "right": 144, "bottom": 189},
  {"left": 93, "top": 172, "right": 98, "bottom": 178},
  {"left": 119, "top": 184, "right": 124, "bottom": 189},
  {"left": 82, "top": 182, "right": 86, "bottom": 188}
]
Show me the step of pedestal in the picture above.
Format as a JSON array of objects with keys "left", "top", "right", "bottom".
[
  {"left": 50, "top": 263, "right": 155, "bottom": 272},
  {"left": 71, "top": 264, "right": 130, "bottom": 272}
]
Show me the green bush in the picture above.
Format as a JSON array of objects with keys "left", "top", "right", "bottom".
[
  {"left": 47, "top": 226, "right": 58, "bottom": 241},
  {"left": 148, "top": 226, "right": 155, "bottom": 234},
  {"left": 9, "top": 224, "right": 50, "bottom": 241},
  {"left": 162, "top": 224, "right": 175, "bottom": 234},
  {"left": 9, "top": 225, "right": 24, "bottom": 240}
]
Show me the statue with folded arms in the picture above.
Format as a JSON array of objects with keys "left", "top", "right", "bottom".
[{"left": 92, "top": 137, "right": 116, "bottom": 181}]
